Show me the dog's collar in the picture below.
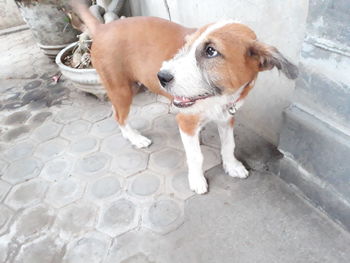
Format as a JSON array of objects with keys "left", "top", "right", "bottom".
[
  {"left": 227, "top": 103, "right": 238, "bottom": 115},
  {"left": 226, "top": 80, "right": 253, "bottom": 116}
]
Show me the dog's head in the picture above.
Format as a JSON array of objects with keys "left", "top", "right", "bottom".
[{"left": 158, "top": 21, "right": 298, "bottom": 110}]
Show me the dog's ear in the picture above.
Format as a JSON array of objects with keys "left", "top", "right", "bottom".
[{"left": 247, "top": 41, "right": 299, "bottom": 79}]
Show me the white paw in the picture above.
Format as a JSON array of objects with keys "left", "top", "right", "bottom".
[
  {"left": 189, "top": 175, "right": 208, "bottom": 194},
  {"left": 130, "top": 134, "right": 152, "bottom": 149},
  {"left": 224, "top": 160, "right": 249, "bottom": 179}
]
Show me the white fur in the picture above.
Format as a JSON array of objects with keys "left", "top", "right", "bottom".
[
  {"left": 217, "top": 121, "right": 249, "bottom": 178},
  {"left": 162, "top": 21, "right": 251, "bottom": 194},
  {"left": 112, "top": 105, "right": 152, "bottom": 149},
  {"left": 120, "top": 124, "right": 152, "bottom": 149},
  {"left": 179, "top": 128, "right": 208, "bottom": 194}
]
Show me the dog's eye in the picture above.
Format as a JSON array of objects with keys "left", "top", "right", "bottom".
[{"left": 205, "top": 46, "right": 219, "bottom": 58}]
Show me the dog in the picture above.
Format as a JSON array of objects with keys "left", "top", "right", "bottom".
[{"left": 73, "top": 1, "right": 298, "bottom": 194}]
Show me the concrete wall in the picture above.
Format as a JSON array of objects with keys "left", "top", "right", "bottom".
[
  {"left": 128, "top": 0, "right": 309, "bottom": 145},
  {"left": 278, "top": 0, "right": 350, "bottom": 231},
  {"left": 0, "top": 0, "right": 25, "bottom": 30}
]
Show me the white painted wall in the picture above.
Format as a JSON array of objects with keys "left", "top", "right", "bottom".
[{"left": 128, "top": 0, "right": 309, "bottom": 145}]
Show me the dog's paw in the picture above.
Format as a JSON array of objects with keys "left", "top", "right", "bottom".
[
  {"left": 130, "top": 134, "right": 152, "bottom": 149},
  {"left": 224, "top": 160, "right": 249, "bottom": 179},
  {"left": 189, "top": 175, "right": 208, "bottom": 194}
]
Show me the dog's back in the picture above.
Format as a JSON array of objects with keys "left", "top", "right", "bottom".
[{"left": 91, "top": 16, "right": 194, "bottom": 93}]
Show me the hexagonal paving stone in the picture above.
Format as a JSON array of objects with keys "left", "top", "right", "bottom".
[
  {"left": 0, "top": 238, "right": 8, "bottom": 263},
  {"left": 74, "top": 152, "right": 111, "bottom": 179},
  {"left": 128, "top": 118, "right": 152, "bottom": 132},
  {"left": 83, "top": 104, "right": 112, "bottom": 122},
  {"left": 3, "top": 157, "right": 42, "bottom": 184},
  {"left": 54, "top": 107, "right": 84, "bottom": 124},
  {"left": 153, "top": 114, "right": 178, "bottom": 132},
  {"left": 0, "top": 158, "right": 8, "bottom": 175},
  {"left": 128, "top": 105, "right": 141, "bottom": 118},
  {"left": 128, "top": 171, "right": 162, "bottom": 198},
  {"left": 143, "top": 196, "right": 184, "bottom": 234},
  {"left": 2, "top": 125, "right": 31, "bottom": 142},
  {"left": 40, "top": 156, "right": 75, "bottom": 182},
  {"left": 140, "top": 131, "right": 168, "bottom": 153},
  {"left": 3, "top": 101, "right": 26, "bottom": 110},
  {"left": 63, "top": 231, "right": 111, "bottom": 263},
  {"left": 24, "top": 79, "right": 42, "bottom": 90},
  {"left": 165, "top": 169, "right": 194, "bottom": 200},
  {"left": 14, "top": 235, "right": 64, "bottom": 263},
  {"left": 152, "top": 115, "right": 183, "bottom": 150},
  {"left": 91, "top": 117, "right": 120, "bottom": 138},
  {"left": 45, "top": 177, "right": 85, "bottom": 208},
  {"left": 5, "top": 178, "right": 49, "bottom": 210},
  {"left": 97, "top": 198, "right": 140, "bottom": 237},
  {"left": 0, "top": 205, "right": 14, "bottom": 235},
  {"left": 0, "top": 180, "right": 11, "bottom": 202},
  {"left": 2, "top": 139, "right": 35, "bottom": 162},
  {"left": 61, "top": 120, "right": 91, "bottom": 140},
  {"left": 149, "top": 148, "right": 185, "bottom": 174},
  {"left": 31, "top": 121, "right": 62, "bottom": 142},
  {"left": 111, "top": 150, "right": 149, "bottom": 177},
  {"left": 70, "top": 136, "right": 99, "bottom": 155},
  {"left": 101, "top": 134, "right": 133, "bottom": 155},
  {"left": 201, "top": 145, "right": 221, "bottom": 171},
  {"left": 29, "top": 111, "right": 52, "bottom": 125},
  {"left": 132, "top": 91, "right": 157, "bottom": 106},
  {"left": 165, "top": 130, "right": 184, "bottom": 150},
  {"left": 201, "top": 122, "right": 220, "bottom": 148},
  {"left": 86, "top": 174, "right": 122, "bottom": 201},
  {"left": 35, "top": 137, "right": 69, "bottom": 160},
  {"left": 4, "top": 111, "right": 31, "bottom": 125},
  {"left": 139, "top": 102, "right": 169, "bottom": 119},
  {"left": 14, "top": 204, "right": 54, "bottom": 242},
  {"left": 53, "top": 202, "right": 98, "bottom": 240}
]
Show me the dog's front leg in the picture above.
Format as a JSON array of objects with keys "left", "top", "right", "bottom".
[
  {"left": 217, "top": 118, "right": 249, "bottom": 178},
  {"left": 177, "top": 114, "right": 208, "bottom": 194}
]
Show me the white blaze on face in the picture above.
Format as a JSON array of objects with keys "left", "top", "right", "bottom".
[{"left": 160, "top": 20, "right": 236, "bottom": 99}]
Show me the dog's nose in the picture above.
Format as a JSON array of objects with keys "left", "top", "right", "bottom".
[{"left": 157, "top": 71, "right": 174, "bottom": 87}]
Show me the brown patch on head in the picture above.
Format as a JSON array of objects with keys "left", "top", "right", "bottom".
[
  {"left": 184, "top": 24, "right": 213, "bottom": 48},
  {"left": 176, "top": 113, "right": 200, "bottom": 136},
  {"left": 201, "top": 23, "right": 259, "bottom": 93},
  {"left": 193, "top": 22, "right": 298, "bottom": 97}
]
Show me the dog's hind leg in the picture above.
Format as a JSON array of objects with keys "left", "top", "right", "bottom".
[{"left": 108, "top": 83, "right": 152, "bottom": 149}]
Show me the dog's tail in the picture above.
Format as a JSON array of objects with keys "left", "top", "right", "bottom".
[{"left": 70, "top": 0, "right": 101, "bottom": 37}]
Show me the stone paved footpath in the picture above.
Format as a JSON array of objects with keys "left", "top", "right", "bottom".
[{"left": 0, "top": 29, "right": 349, "bottom": 263}]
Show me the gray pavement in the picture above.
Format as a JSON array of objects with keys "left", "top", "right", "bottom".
[{"left": 0, "top": 29, "right": 349, "bottom": 263}]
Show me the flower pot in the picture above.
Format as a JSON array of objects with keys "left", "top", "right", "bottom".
[
  {"left": 56, "top": 42, "right": 106, "bottom": 100},
  {"left": 15, "top": 0, "right": 79, "bottom": 59}
]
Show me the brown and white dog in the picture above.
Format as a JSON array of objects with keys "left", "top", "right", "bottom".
[{"left": 73, "top": 1, "right": 298, "bottom": 194}]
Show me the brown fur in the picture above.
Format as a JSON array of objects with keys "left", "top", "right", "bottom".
[
  {"left": 72, "top": 1, "right": 196, "bottom": 125},
  {"left": 176, "top": 114, "right": 201, "bottom": 136},
  {"left": 201, "top": 23, "right": 260, "bottom": 93},
  {"left": 89, "top": 17, "right": 195, "bottom": 124}
]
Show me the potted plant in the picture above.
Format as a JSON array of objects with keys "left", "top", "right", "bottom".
[
  {"left": 55, "top": 0, "right": 126, "bottom": 100},
  {"left": 15, "top": 0, "right": 80, "bottom": 59}
]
